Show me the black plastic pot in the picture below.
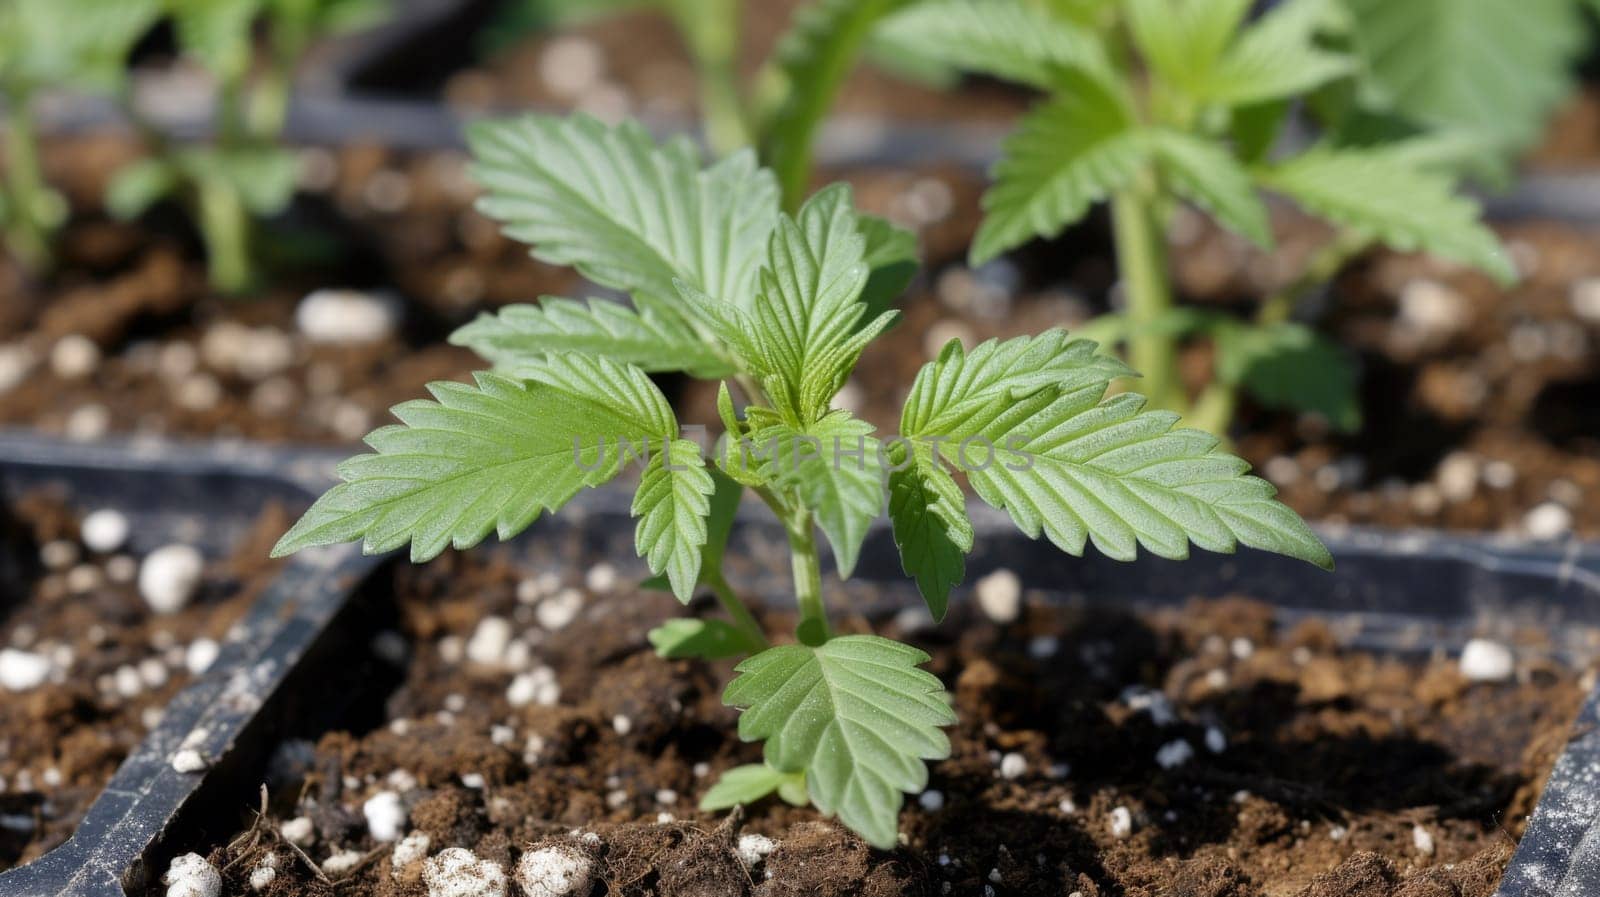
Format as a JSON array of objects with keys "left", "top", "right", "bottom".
[{"left": 0, "top": 431, "right": 1597, "bottom": 896}]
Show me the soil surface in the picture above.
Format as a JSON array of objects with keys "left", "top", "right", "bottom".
[
  {"left": 0, "top": 492, "right": 286, "bottom": 869},
  {"left": 175, "top": 548, "right": 1589, "bottom": 897}
]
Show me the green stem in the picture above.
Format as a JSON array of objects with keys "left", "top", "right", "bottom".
[
  {"left": 666, "top": 0, "right": 749, "bottom": 157},
  {"left": 198, "top": 179, "right": 253, "bottom": 294},
  {"left": 707, "top": 571, "right": 769, "bottom": 649},
  {"left": 1187, "top": 381, "right": 1237, "bottom": 439},
  {"left": 762, "top": 0, "right": 898, "bottom": 211},
  {"left": 1188, "top": 230, "right": 1373, "bottom": 437},
  {"left": 787, "top": 511, "right": 828, "bottom": 645},
  {"left": 3, "top": 95, "right": 54, "bottom": 273},
  {"left": 1111, "top": 187, "right": 1184, "bottom": 413},
  {"left": 699, "top": 60, "right": 751, "bottom": 157},
  {"left": 249, "top": 69, "right": 293, "bottom": 140}
]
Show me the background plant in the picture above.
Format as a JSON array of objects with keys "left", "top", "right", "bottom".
[
  {"left": 106, "top": 0, "right": 387, "bottom": 293},
  {"left": 877, "top": 0, "right": 1517, "bottom": 437},
  {"left": 272, "top": 111, "right": 1333, "bottom": 846},
  {"left": 1328, "top": 0, "right": 1600, "bottom": 181},
  {"left": 483, "top": 0, "right": 928, "bottom": 210},
  {"left": 0, "top": 0, "right": 161, "bottom": 274}
]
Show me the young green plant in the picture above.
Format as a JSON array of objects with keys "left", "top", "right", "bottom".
[
  {"left": 877, "top": 0, "right": 1516, "bottom": 436},
  {"left": 0, "top": 0, "right": 160, "bottom": 273},
  {"left": 271, "top": 112, "right": 1333, "bottom": 847},
  {"left": 106, "top": 0, "right": 387, "bottom": 293}
]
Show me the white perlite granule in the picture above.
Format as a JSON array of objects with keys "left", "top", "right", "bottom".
[
  {"left": 1412, "top": 824, "right": 1435, "bottom": 856},
  {"left": 322, "top": 850, "right": 364, "bottom": 875},
  {"left": 515, "top": 844, "right": 594, "bottom": 897},
  {"left": 423, "top": 848, "right": 507, "bottom": 897},
  {"left": 248, "top": 854, "right": 278, "bottom": 891},
  {"left": 164, "top": 853, "right": 221, "bottom": 897},
  {"left": 1108, "top": 806, "right": 1133, "bottom": 839},
  {"left": 81, "top": 509, "right": 130, "bottom": 553},
  {"left": 139, "top": 544, "right": 205, "bottom": 614},
  {"left": 363, "top": 790, "right": 407, "bottom": 842},
  {"left": 1459, "top": 639, "right": 1515, "bottom": 682},
  {"left": 1524, "top": 502, "right": 1573, "bottom": 541},
  {"left": 171, "top": 749, "right": 208, "bottom": 773},
  {"left": 0, "top": 649, "right": 50, "bottom": 692},
  {"left": 296, "top": 289, "right": 400, "bottom": 344},
  {"left": 393, "top": 831, "right": 432, "bottom": 875},
  {"left": 280, "top": 816, "right": 314, "bottom": 845},
  {"left": 975, "top": 569, "right": 1022, "bottom": 623},
  {"left": 999, "top": 752, "right": 1027, "bottom": 780},
  {"left": 736, "top": 834, "right": 778, "bottom": 868}
]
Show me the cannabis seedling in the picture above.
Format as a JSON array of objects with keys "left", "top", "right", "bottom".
[
  {"left": 272, "top": 113, "right": 1333, "bottom": 847},
  {"left": 878, "top": 0, "right": 1516, "bottom": 436},
  {"left": 0, "top": 0, "right": 160, "bottom": 273},
  {"left": 106, "top": 0, "right": 386, "bottom": 293}
]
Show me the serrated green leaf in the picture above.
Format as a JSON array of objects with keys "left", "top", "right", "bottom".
[
  {"left": 857, "top": 213, "right": 918, "bottom": 323},
  {"left": 759, "top": 0, "right": 911, "bottom": 209},
  {"left": 751, "top": 412, "right": 884, "bottom": 578},
  {"left": 723, "top": 635, "right": 955, "bottom": 848},
  {"left": 649, "top": 618, "right": 763, "bottom": 660},
  {"left": 1258, "top": 148, "right": 1514, "bottom": 284},
  {"left": 450, "top": 297, "right": 734, "bottom": 378},
  {"left": 699, "top": 763, "right": 809, "bottom": 810},
  {"left": 172, "top": 0, "right": 262, "bottom": 80},
  {"left": 1214, "top": 321, "right": 1360, "bottom": 432},
  {"left": 468, "top": 114, "right": 779, "bottom": 327},
  {"left": 900, "top": 330, "right": 1133, "bottom": 438},
  {"left": 1125, "top": 0, "right": 1253, "bottom": 88},
  {"left": 633, "top": 439, "right": 714, "bottom": 602},
  {"left": 0, "top": 0, "right": 161, "bottom": 93},
  {"left": 1147, "top": 130, "right": 1271, "bottom": 247},
  {"left": 900, "top": 336, "right": 1331, "bottom": 570},
  {"left": 886, "top": 440, "right": 972, "bottom": 621},
  {"left": 875, "top": 0, "right": 1109, "bottom": 90},
  {"left": 1341, "top": 0, "right": 1585, "bottom": 153},
  {"left": 955, "top": 383, "right": 1333, "bottom": 569},
  {"left": 971, "top": 71, "right": 1145, "bottom": 264},
  {"left": 1198, "top": 0, "right": 1354, "bottom": 106},
  {"left": 747, "top": 184, "right": 894, "bottom": 424},
  {"left": 271, "top": 358, "right": 677, "bottom": 562}
]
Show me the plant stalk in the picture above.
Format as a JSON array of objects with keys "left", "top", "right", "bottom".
[
  {"left": 3, "top": 95, "right": 53, "bottom": 273},
  {"left": 198, "top": 179, "right": 253, "bottom": 294},
  {"left": 667, "top": 0, "right": 749, "bottom": 157},
  {"left": 1187, "top": 230, "right": 1374, "bottom": 437},
  {"left": 1110, "top": 187, "right": 1184, "bottom": 413},
  {"left": 787, "top": 511, "right": 829, "bottom": 645},
  {"left": 708, "top": 571, "right": 769, "bottom": 649}
]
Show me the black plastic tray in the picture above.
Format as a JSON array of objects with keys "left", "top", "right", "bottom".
[{"left": 0, "top": 431, "right": 1597, "bottom": 896}]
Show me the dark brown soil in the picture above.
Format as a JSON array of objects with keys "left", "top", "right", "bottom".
[
  {"left": 0, "top": 134, "right": 571, "bottom": 443},
  {"left": 0, "top": 492, "right": 286, "bottom": 869},
  {"left": 179, "top": 549, "right": 1588, "bottom": 897}
]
